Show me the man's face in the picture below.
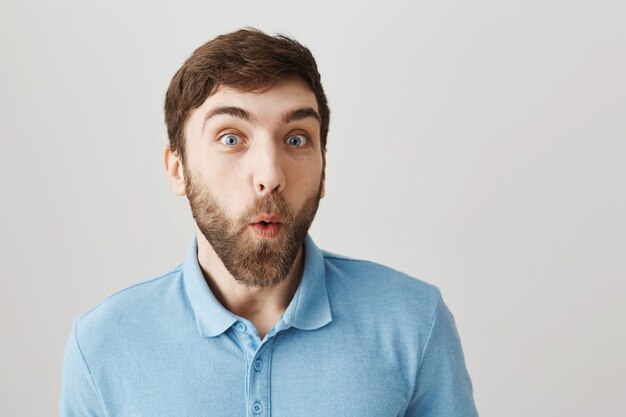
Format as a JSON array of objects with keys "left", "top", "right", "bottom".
[{"left": 181, "top": 78, "right": 325, "bottom": 288}]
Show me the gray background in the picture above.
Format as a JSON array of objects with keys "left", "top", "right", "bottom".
[{"left": 1, "top": 0, "right": 625, "bottom": 416}]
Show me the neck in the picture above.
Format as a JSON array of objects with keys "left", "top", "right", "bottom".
[{"left": 195, "top": 227, "right": 304, "bottom": 338}]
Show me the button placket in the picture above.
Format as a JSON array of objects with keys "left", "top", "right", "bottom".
[
  {"left": 246, "top": 339, "right": 275, "bottom": 417},
  {"left": 234, "top": 320, "right": 286, "bottom": 416}
]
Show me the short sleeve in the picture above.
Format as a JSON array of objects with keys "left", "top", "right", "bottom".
[
  {"left": 60, "top": 319, "right": 106, "bottom": 417},
  {"left": 405, "top": 292, "right": 479, "bottom": 416}
]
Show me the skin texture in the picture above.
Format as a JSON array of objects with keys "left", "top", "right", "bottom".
[{"left": 165, "top": 77, "right": 326, "bottom": 338}]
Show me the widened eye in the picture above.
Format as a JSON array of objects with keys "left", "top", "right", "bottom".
[
  {"left": 286, "top": 134, "right": 308, "bottom": 147},
  {"left": 219, "top": 134, "right": 242, "bottom": 146}
]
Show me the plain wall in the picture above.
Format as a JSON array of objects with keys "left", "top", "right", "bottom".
[{"left": 1, "top": 0, "right": 625, "bottom": 415}]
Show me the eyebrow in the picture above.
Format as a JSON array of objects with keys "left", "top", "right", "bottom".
[
  {"left": 283, "top": 107, "right": 321, "bottom": 124},
  {"left": 202, "top": 106, "right": 255, "bottom": 132},
  {"left": 202, "top": 105, "right": 321, "bottom": 132}
]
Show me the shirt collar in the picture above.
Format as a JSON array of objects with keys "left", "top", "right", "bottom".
[
  {"left": 182, "top": 234, "right": 237, "bottom": 337},
  {"left": 183, "top": 233, "right": 332, "bottom": 338},
  {"left": 281, "top": 234, "right": 332, "bottom": 330}
]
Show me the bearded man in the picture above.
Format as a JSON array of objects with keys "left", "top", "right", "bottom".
[{"left": 61, "top": 29, "right": 478, "bottom": 417}]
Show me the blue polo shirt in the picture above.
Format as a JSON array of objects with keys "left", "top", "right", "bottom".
[{"left": 61, "top": 234, "right": 478, "bottom": 416}]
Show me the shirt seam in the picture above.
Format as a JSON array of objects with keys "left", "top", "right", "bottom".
[
  {"left": 414, "top": 288, "right": 442, "bottom": 392},
  {"left": 244, "top": 341, "right": 250, "bottom": 408},
  {"left": 266, "top": 336, "right": 276, "bottom": 417},
  {"left": 322, "top": 254, "right": 372, "bottom": 264},
  {"left": 73, "top": 318, "right": 108, "bottom": 417}
]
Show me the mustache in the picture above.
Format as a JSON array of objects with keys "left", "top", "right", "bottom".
[{"left": 236, "top": 193, "right": 294, "bottom": 224}]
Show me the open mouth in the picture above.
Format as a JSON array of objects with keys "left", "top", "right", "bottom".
[{"left": 251, "top": 221, "right": 282, "bottom": 238}]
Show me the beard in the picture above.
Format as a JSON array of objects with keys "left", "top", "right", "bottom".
[{"left": 185, "top": 167, "right": 323, "bottom": 288}]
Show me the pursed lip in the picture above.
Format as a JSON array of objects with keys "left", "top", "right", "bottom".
[{"left": 249, "top": 214, "right": 282, "bottom": 224}]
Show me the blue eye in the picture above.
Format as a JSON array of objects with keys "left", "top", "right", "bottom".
[
  {"left": 286, "top": 135, "right": 307, "bottom": 147},
  {"left": 219, "top": 134, "right": 241, "bottom": 146}
]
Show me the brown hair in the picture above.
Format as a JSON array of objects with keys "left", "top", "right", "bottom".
[{"left": 164, "top": 28, "right": 330, "bottom": 163}]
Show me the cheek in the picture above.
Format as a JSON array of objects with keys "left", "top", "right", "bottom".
[
  {"left": 289, "top": 165, "right": 323, "bottom": 199},
  {"left": 198, "top": 157, "right": 241, "bottom": 186},
  {"left": 188, "top": 165, "right": 239, "bottom": 204}
]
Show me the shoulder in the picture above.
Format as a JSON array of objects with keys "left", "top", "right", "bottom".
[
  {"left": 319, "top": 249, "right": 447, "bottom": 374},
  {"left": 321, "top": 250, "right": 442, "bottom": 320},
  {"left": 73, "top": 264, "right": 184, "bottom": 344}
]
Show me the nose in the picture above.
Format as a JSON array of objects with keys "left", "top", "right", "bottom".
[{"left": 250, "top": 139, "right": 286, "bottom": 197}]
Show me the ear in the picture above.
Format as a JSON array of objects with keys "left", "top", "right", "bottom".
[
  {"left": 320, "top": 148, "right": 327, "bottom": 199},
  {"left": 164, "top": 145, "right": 187, "bottom": 196}
]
